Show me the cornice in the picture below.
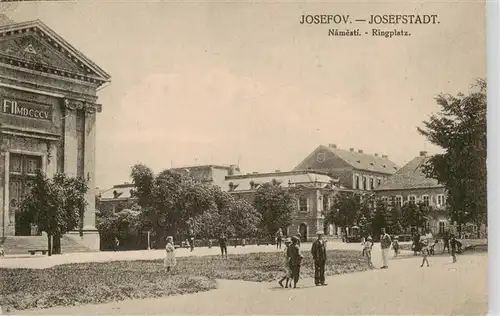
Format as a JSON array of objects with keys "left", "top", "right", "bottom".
[{"left": 64, "top": 98, "right": 102, "bottom": 114}]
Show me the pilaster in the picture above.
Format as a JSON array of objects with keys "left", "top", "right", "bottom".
[
  {"left": 63, "top": 98, "right": 82, "bottom": 177},
  {"left": 83, "top": 103, "right": 99, "bottom": 230}
]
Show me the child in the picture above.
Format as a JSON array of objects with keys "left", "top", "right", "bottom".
[
  {"left": 278, "top": 238, "right": 292, "bottom": 288},
  {"left": 164, "top": 236, "right": 176, "bottom": 272},
  {"left": 420, "top": 239, "right": 430, "bottom": 267},
  {"left": 363, "top": 236, "right": 374, "bottom": 269},
  {"left": 392, "top": 236, "right": 400, "bottom": 257},
  {"left": 450, "top": 234, "right": 458, "bottom": 263},
  {"left": 429, "top": 240, "right": 438, "bottom": 256}
]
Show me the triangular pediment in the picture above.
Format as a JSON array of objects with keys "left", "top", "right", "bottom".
[{"left": 0, "top": 20, "right": 110, "bottom": 84}]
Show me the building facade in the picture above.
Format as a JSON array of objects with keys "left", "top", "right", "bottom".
[
  {"left": 98, "top": 183, "right": 136, "bottom": 214},
  {"left": 374, "top": 151, "right": 449, "bottom": 235},
  {"left": 293, "top": 144, "right": 399, "bottom": 191},
  {"left": 223, "top": 170, "right": 345, "bottom": 241},
  {"left": 169, "top": 164, "right": 240, "bottom": 188},
  {"left": 0, "top": 20, "right": 110, "bottom": 250}
]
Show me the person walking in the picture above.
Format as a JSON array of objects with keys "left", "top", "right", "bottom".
[
  {"left": 276, "top": 228, "right": 283, "bottom": 249},
  {"left": 295, "top": 233, "right": 302, "bottom": 246},
  {"left": 363, "top": 236, "right": 374, "bottom": 269},
  {"left": 219, "top": 233, "right": 228, "bottom": 258},
  {"left": 311, "top": 231, "right": 327, "bottom": 286},
  {"left": 420, "top": 239, "right": 430, "bottom": 267},
  {"left": 288, "top": 236, "right": 303, "bottom": 288},
  {"left": 114, "top": 237, "right": 120, "bottom": 252},
  {"left": 278, "top": 238, "right": 292, "bottom": 288},
  {"left": 450, "top": 234, "right": 459, "bottom": 263},
  {"left": 164, "top": 236, "right": 176, "bottom": 272},
  {"left": 442, "top": 231, "right": 450, "bottom": 254},
  {"left": 380, "top": 228, "right": 392, "bottom": 269},
  {"left": 392, "top": 236, "right": 400, "bottom": 257}
]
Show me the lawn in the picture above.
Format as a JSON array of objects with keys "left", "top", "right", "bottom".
[{"left": 0, "top": 249, "right": 368, "bottom": 312}]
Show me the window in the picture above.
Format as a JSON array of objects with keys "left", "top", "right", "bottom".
[
  {"left": 377, "top": 179, "right": 381, "bottom": 187},
  {"left": 382, "top": 196, "right": 389, "bottom": 204},
  {"left": 299, "top": 196, "right": 308, "bottom": 213},
  {"left": 362, "top": 177, "right": 367, "bottom": 190},
  {"left": 354, "top": 175, "right": 359, "bottom": 189},
  {"left": 422, "top": 195, "right": 430, "bottom": 207},
  {"left": 437, "top": 194, "right": 446, "bottom": 207},
  {"left": 389, "top": 196, "right": 395, "bottom": 206},
  {"left": 439, "top": 221, "right": 446, "bottom": 234},
  {"left": 395, "top": 196, "right": 403, "bottom": 207},
  {"left": 370, "top": 178, "right": 374, "bottom": 189},
  {"left": 409, "top": 195, "right": 416, "bottom": 205}
]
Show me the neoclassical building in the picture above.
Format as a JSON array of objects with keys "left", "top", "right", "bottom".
[{"left": 0, "top": 19, "right": 110, "bottom": 250}]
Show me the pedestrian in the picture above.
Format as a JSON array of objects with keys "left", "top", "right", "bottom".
[
  {"left": 189, "top": 236, "right": 195, "bottom": 252},
  {"left": 276, "top": 228, "right": 283, "bottom": 249},
  {"left": 420, "top": 239, "right": 430, "bottom": 267},
  {"left": 411, "top": 232, "right": 421, "bottom": 256},
  {"left": 363, "top": 236, "right": 374, "bottom": 269},
  {"left": 295, "top": 233, "right": 302, "bottom": 246},
  {"left": 442, "top": 231, "right": 450, "bottom": 254},
  {"left": 392, "top": 236, "right": 400, "bottom": 257},
  {"left": 0, "top": 243, "right": 4, "bottom": 258},
  {"left": 311, "top": 231, "right": 327, "bottom": 286},
  {"left": 219, "top": 233, "right": 228, "bottom": 258},
  {"left": 380, "top": 228, "right": 392, "bottom": 269},
  {"left": 164, "top": 236, "right": 176, "bottom": 272},
  {"left": 114, "top": 237, "right": 120, "bottom": 252},
  {"left": 288, "top": 236, "right": 303, "bottom": 288},
  {"left": 450, "top": 234, "right": 458, "bottom": 263},
  {"left": 278, "top": 238, "right": 292, "bottom": 288}
]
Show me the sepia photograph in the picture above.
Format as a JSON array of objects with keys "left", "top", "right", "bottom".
[{"left": 0, "top": 0, "right": 490, "bottom": 315}]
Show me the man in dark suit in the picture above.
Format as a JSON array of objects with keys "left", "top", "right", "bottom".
[
  {"left": 311, "top": 231, "right": 327, "bottom": 286},
  {"left": 288, "top": 236, "right": 303, "bottom": 288}
]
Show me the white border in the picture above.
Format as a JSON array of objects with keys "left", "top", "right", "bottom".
[{"left": 486, "top": 1, "right": 499, "bottom": 314}]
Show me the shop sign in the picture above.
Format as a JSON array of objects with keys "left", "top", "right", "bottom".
[{"left": 1, "top": 98, "right": 52, "bottom": 121}]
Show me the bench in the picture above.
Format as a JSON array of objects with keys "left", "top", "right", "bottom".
[{"left": 28, "top": 249, "right": 47, "bottom": 255}]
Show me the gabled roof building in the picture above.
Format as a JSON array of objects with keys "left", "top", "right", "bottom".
[{"left": 294, "top": 144, "right": 399, "bottom": 191}]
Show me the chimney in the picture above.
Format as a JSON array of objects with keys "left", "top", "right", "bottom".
[
  {"left": 275, "top": 169, "right": 281, "bottom": 172},
  {"left": 382, "top": 154, "right": 388, "bottom": 159},
  {"left": 419, "top": 151, "right": 428, "bottom": 157},
  {"left": 328, "top": 143, "right": 337, "bottom": 148},
  {"left": 349, "top": 148, "right": 354, "bottom": 152},
  {"left": 113, "top": 190, "right": 118, "bottom": 199},
  {"left": 374, "top": 153, "right": 379, "bottom": 157},
  {"left": 358, "top": 149, "right": 363, "bottom": 153}
]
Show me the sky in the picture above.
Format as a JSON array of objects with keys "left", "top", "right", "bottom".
[{"left": 3, "top": 1, "right": 485, "bottom": 189}]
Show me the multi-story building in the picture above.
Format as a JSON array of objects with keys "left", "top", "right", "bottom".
[
  {"left": 98, "top": 183, "right": 136, "bottom": 213},
  {"left": 223, "top": 170, "right": 345, "bottom": 241},
  {"left": 169, "top": 164, "right": 240, "bottom": 188},
  {"left": 373, "top": 151, "right": 448, "bottom": 235},
  {"left": 0, "top": 19, "right": 110, "bottom": 250},
  {"left": 293, "top": 144, "right": 399, "bottom": 191}
]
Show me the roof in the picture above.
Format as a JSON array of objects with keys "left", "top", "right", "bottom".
[
  {"left": 100, "top": 183, "right": 135, "bottom": 200},
  {"left": 374, "top": 156, "right": 444, "bottom": 191},
  {"left": 0, "top": 19, "right": 111, "bottom": 83},
  {"left": 325, "top": 146, "right": 399, "bottom": 174},
  {"left": 169, "top": 164, "right": 239, "bottom": 183},
  {"left": 223, "top": 170, "right": 342, "bottom": 192}
]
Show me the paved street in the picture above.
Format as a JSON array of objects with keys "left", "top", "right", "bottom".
[
  {"left": 0, "top": 240, "right": 392, "bottom": 269},
  {"left": 5, "top": 244, "right": 487, "bottom": 315}
]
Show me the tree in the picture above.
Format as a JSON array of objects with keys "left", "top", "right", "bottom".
[
  {"left": 20, "top": 172, "right": 88, "bottom": 256},
  {"left": 418, "top": 79, "right": 487, "bottom": 236},
  {"left": 327, "top": 191, "right": 363, "bottom": 237},
  {"left": 130, "top": 164, "right": 155, "bottom": 208},
  {"left": 401, "top": 201, "right": 430, "bottom": 233},
  {"left": 253, "top": 182, "right": 294, "bottom": 236}
]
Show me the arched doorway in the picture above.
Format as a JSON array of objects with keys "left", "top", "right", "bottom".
[{"left": 299, "top": 223, "right": 307, "bottom": 242}]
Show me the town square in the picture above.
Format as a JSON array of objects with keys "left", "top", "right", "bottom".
[{"left": 0, "top": 1, "right": 491, "bottom": 315}]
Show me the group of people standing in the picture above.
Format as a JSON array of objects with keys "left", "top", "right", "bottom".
[{"left": 277, "top": 231, "right": 328, "bottom": 288}]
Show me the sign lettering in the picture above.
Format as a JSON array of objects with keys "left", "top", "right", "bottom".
[{"left": 1, "top": 98, "right": 53, "bottom": 121}]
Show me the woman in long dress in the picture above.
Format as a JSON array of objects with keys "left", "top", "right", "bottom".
[{"left": 164, "top": 236, "right": 176, "bottom": 272}]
